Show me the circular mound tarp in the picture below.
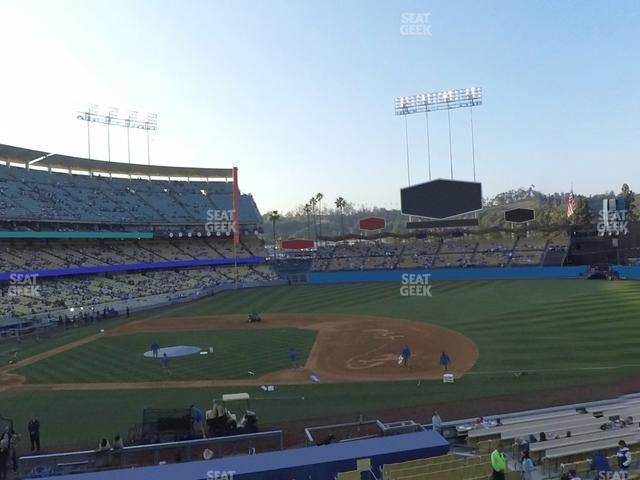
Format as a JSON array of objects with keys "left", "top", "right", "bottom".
[{"left": 143, "top": 346, "right": 201, "bottom": 358}]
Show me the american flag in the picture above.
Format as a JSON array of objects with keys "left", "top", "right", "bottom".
[{"left": 567, "top": 191, "right": 577, "bottom": 217}]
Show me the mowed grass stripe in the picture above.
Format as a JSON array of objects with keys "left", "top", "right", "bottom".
[{"left": 18, "top": 328, "right": 317, "bottom": 384}]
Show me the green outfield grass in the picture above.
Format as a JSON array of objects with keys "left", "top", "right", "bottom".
[
  {"left": 16, "top": 328, "right": 317, "bottom": 383},
  {"left": 4, "top": 279, "right": 640, "bottom": 451}
]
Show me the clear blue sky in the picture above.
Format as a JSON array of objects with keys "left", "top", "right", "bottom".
[{"left": 1, "top": 0, "right": 638, "bottom": 213}]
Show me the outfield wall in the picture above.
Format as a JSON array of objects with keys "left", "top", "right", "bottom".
[
  {"left": 308, "top": 266, "right": 589, "bottom": 283},
  {"left": 613, "top": 266, "right": 640, "bottom": 279}
]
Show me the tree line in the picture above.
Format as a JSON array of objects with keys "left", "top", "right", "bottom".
[{"left": 263, "top": 184, "right": 637, "bottom": 243}]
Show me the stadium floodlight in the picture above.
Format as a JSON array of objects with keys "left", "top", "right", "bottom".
[
  {"left": 77, "top": 104, "right": 158, "bottom": 165},
  {"left": 394, "top": 87, "right": 482, "bottom": 115},
  {"left": 77, "top": 106, "right": 158, "bottom": 131},
  {"left": 394, "top": 87, "right": 483, "bottom": 184}
]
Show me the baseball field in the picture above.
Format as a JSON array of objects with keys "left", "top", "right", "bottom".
[{"left": 2, "top": 279, "right": 640, "bottom": 451}]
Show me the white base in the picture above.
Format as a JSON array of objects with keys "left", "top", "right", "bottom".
[{"left": 443, "top": 373, "right": 454, "bottom": 383}]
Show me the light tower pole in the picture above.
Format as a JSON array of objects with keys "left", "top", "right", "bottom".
[
  {"left": 394, "top": 87, "right": 482, "bottom": 182},
  {"left": 77, "top": 106, "right": 158, "bottom": 165}
]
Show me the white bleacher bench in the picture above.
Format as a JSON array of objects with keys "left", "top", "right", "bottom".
[
  {"left": 529, "top": 426, "right": 640, "bottom": 454},
  {"left": 544, "top": 432, "right": 639, "bottom": 460}
]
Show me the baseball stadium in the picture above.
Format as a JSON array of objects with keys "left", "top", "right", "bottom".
[
  {"left": 2, "top": 2, "right": 640, "bottom": 480},
  {"left": 1, "top": 142, "right": 640, "bottom": 480}
]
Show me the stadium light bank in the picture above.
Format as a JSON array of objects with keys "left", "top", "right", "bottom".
[
  {"left": 77, "top": 104, "right": 158, "bottom": 165},
  {"left": 394, "top": 87, "right": 482, "bottom": 184}
]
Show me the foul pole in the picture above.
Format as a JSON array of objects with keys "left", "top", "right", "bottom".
[{"left": 232, "top": 167, "right": 240, "bottom": 285}]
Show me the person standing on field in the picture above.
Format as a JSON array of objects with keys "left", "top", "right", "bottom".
[
  {"left": 400, "top": 345, "right": 412, "bottom": 367},
  {"left": 440, "top": 351, "right": 451, "bottom": 372},
  {"left": 290, "top": 349, "right": 299, "bottom": 368},
  {"left": 162, "top": 352, "right": 170, "bottom": 369}
]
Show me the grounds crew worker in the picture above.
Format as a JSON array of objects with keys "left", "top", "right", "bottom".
[{"left": 491, "top": 445, "right": 507, "bottom": 480}]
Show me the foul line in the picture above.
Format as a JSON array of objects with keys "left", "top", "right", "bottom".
[{"left": 467, "top": 364, "right": 640, "bottom": 376}]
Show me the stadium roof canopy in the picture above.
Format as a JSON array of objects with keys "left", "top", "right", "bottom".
[
  {"left": 0, "top": 144, "right": 48, "bottom": 163},
  {"left": 0, "top": 143, "right": 233, "bottom": 179}
]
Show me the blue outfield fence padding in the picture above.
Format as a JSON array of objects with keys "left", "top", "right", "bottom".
[
  {"left": 308, "top": 266, "right": 591, "bottom": 284},
  {"left": 613, "top": 266, "right": 640, "bottom": 279}
]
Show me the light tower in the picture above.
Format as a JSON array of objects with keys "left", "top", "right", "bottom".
[
  {"left": 77, "top": 105, "right": 158, "bottom": 165},
  {"left": 394, "top": 87, "right": 482, "bottom": 184}
]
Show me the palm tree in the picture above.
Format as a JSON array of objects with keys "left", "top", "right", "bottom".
[
  {"left": 315, "top": 192, "right": 324, "bottom": 238},
  {"left": 303, "top": 203, "right": 312, "bottom": 239},
  {"left": 267, "top": 210, "right": 281, "bottom": 260},
  {"left": 335, "top": 196, "right": 347, "bottom": 238},
  {"left": 309, "top": 196, "right": 318, "bottom": 239}
]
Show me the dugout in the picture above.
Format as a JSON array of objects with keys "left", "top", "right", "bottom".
[{"left": 37, "top": 430, "right": 448, "bottom": 480}]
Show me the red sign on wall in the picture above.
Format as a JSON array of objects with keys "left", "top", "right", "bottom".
[
  {"left": 281, "top": 239, "right": 315, "bottom": 250},
  {"left": 359, "top": 217, "right": 385, "bottom": 231}
]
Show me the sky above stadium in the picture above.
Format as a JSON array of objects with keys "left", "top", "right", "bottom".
[{"left": 1, "top": 0, "right": 639, "bottom": 214}]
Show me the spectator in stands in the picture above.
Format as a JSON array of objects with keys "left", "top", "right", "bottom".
[
  {"left": 112, "top": 435, "right": 124, "bottom": 450},
  {"left": 28, "top": 416, "right": 40, "bottom": 452},
  {"left": 431, "top": 410, "right": 443, "bottom": 434},
  {"left": 0, "top": 433, "right": 7, "bottom": 480},
  {"left": 316, "top": 434, "right": 336, "bottom": 446},
  {"left": 439, "top": 351, "right": 451, "bottom": 372},
  {"left": 400, "top": 345, "right": 412, "bottom": 367},
  {"left": 209, "top": 401, "right": 224, "bottom": 419},
  {"left": 97, "top": 438, "right": 111, "bottom": 452},
  {"left": 490, "top": 445, "right": 507, "bottom": 480},
  {"left": 616, "top": 440, "right": 631, "bottom": 472},
  {"left": 539, "top": 431, "right": 547, "bottom": 442},
  {"left": 589, "top": 451, "right": 611, "bottom": 476},
  {"left": 521, "top": 450, "right": 535, "bottom": 480},
  {"left": 561, "top": 469, "right": 581, "bottom": 480},
  {"left": 8, "top": 429, "right": 18, "bottom": 473},
  {"left": 568, "top": 469, "right": 581, "bottom": 480}
]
